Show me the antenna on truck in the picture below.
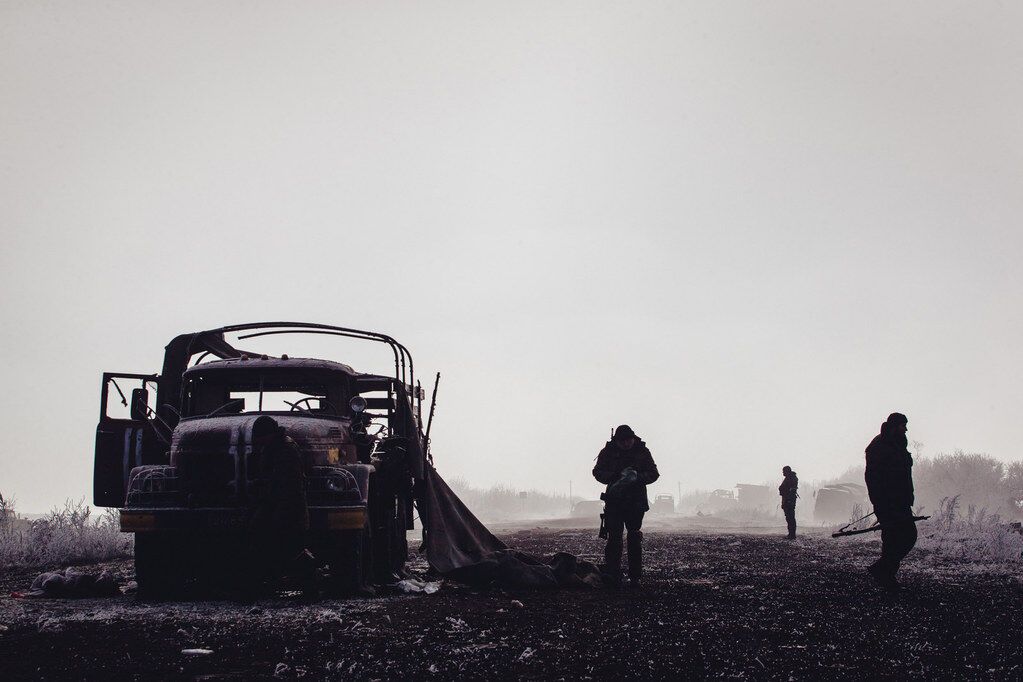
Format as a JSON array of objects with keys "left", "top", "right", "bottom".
[{"left": 424, "top": 372, "right": 441, "bottom": 461}]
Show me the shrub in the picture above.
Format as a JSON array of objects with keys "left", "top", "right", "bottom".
[
  {"left": 0, "top": 495, "right": 133, "bottom": 569},
  {"left": 917, "top": 495, "right": 1023, "bottom": 564}
]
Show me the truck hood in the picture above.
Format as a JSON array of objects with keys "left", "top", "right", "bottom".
[{"left": 170, "top": 414, "right": 353, "bottom": 466}]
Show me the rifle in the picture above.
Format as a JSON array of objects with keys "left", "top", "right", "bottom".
[{"left": 832, "top": 512, "right": 930, "bottom": 538}]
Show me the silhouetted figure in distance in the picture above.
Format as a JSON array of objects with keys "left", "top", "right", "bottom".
[
  {"left": 864, "top": 412, "right": 916, "bottom": 591},
  {"left": 592, "top": 425, "right": 659, "bottom": 587},
  {"left": 779, "top": 465, "right": 798, "bottom": 539}
]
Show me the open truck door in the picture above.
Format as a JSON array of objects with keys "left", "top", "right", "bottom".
[{"left": 93, "top": 372, "right": 163, "bottom": 507}]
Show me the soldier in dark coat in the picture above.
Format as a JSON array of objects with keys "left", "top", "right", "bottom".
[
  {"left": 249, "top": 416, "right": 317, "bottom": 597},
  {"left": 864, "top": 412, "right": 916, "bottom": 591},
  {"left": 592, "top": 425, "right": 660, "bottom": 586},
  {"left": 779, "top": 466, "right": 798, "bottom": 539}
]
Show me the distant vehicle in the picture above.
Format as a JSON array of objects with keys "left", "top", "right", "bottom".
[
  {"left": 735, "top": 483, "right": 774, "bottom": 509},
  {"left": 571, "top": 500, "right": 604, "bottom": 518},
  {"left": 93, "top": 322, "right": 427, "bottom": 597},
  {"left": 650, "top": 494, "right": 675, "bottom": 515},
  {"left": 814, "top": 483, "right": 868, "bottom": 523},
  {"left": 695, "top": 489, "right": 738, "bottom": 515}
]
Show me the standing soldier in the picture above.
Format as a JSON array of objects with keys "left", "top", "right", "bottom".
[
  {"left": 779, "top": 466, "right": 798, "bottom": 539},
  {"left": 592, "top": 425, "right": 659, "bottom": 587},
  {"left": 864, "top": 412, "right": 916, "bottom": 592},
  {"left": 249, "top": 416, "right": 318, "bottom": 599}
]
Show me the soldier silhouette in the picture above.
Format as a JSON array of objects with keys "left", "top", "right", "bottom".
[
  {"left": 592, "top": 425, "right": 659, "bottom": 587},
  {"left": 779, "top": 466, "right": 798, "bottom": 539},
  {"left": 864, "top": 412, "right": 917, "bottom": 591}
]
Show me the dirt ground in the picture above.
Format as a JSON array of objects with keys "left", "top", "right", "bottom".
[{"left": 1, "top": 527, "right": 1021, "bottom": 680}]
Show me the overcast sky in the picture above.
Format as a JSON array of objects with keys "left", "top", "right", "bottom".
[{"left": 2, "top": 1, "right": 1021, "bottom": 512}]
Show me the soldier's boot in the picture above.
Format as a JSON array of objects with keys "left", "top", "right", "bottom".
[
  {"left": 603, "top": 532, "right": 624, "bottom": 587},
  {"left": 868, "top": 560, "right": 898, "bottom": 591},
  {"left": 784, "top": 507, "right": 797, "bottom": 539},
  {"left": 626, "top": 531, "right": 643, "bottom": 585}
]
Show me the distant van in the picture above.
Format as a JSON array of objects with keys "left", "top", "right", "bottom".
[{"left": 571, "top": 500, "right": 604, "bottom": 518}]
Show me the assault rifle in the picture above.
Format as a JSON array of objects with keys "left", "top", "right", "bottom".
[{"left": 832, "top": 512, "right": 930, "bottom": 538}]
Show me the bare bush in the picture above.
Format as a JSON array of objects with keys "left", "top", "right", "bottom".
[
  {"left": 0, "top": 495, "right": 132, "bottom": 569},
  {"left": 848, "top": 503, "right": 865, "bottom": 524},
  {"left": 820, "top": 451, "right": 1023, "bottom": 521},
  {"left": 913, "top": 452, "right": 1014, "bottom": 517},
  {"left": 0, "top": 492, "right": 14, "bottom": 534},
  {"left": 917, "top": 495, "right": 1023, "bottom": 564}
]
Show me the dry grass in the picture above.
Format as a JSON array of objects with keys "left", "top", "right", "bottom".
[
  {"left": 0, "top": 494, "right": 133, "bottom": 569},
  {"left": 916, "top": 494, "right": 1023, "bottom": 564}
]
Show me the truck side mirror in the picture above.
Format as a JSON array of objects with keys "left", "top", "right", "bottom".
[{"left": 130, "top": 388, "right": 150, "bottom": 421}]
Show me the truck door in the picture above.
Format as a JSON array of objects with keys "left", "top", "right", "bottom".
[{"left": 93, "top": 373, "right": 160, "bottom": 507}]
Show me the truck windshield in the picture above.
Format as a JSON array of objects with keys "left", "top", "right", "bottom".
[
  {"left": 227, "top": 389, "right": 327, "bottom": 413},
  {"left": 183, "top": 372, "right": 336, "bottom": 416}
]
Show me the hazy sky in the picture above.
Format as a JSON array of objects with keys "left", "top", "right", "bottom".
[{"left": 2, "top": 2, "right": 1021, "bottom": 512}]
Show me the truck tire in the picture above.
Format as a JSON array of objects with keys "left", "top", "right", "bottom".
[
  {"left": 134, "top": 534, "right": 183, "bottom": 600},
  {"left": 327, "top": 528, "right": 368, "bottom": 596}
]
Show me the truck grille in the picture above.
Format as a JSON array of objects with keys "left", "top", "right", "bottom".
[{"left": 175, "top": 450, "right": 238, "bottom": 502}]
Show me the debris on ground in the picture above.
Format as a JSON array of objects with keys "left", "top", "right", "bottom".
[
  {"left": 445, "top": 549, "right": 603, "bottom": 590},
  {"left": 395, "top": 578, "right": 442, "bottom": 594},
  {"left": 12, "top": 568, "right": 121, "bottom": 599}
]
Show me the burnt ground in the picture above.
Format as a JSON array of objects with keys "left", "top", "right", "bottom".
[{"left": 1, "top": 527, "right": 1021, "bottom": 680}]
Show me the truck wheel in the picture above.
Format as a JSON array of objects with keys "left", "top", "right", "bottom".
[
  {"left": 327, "top": 529, "right": 367, "bottom": 596},
  {"left": 134, "top": 534, "right": 182, "bottom": 600}
]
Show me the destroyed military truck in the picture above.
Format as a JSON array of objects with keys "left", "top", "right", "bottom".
[{"left": 93, "top": 322, "right": 501, "bottom": 597}]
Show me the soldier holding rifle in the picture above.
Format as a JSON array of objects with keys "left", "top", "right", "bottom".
[
  {"left": 864, "top": 412, "right": 917, "bottom": 592},
  {"left": 779, "top": 466, "right": 798, "bottom": 539},
  {"left": 592, "top": 425, "right": 660, "bottom": 587}
]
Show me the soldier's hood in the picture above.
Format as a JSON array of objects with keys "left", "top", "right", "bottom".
[{"left": 865, "top": 431, "right": 910, "bottom": 458}]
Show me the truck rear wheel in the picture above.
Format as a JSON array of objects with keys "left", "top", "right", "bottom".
[{"left": 134, "top": 534, "right": 184, "bottom": 600}]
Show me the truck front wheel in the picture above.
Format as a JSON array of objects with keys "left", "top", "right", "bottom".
[
  {"left": 134, "top": 534, "right": 184, "bottom": 600},
  {"left": 326, "top": 528, "right": 370, "bottom": 596}
]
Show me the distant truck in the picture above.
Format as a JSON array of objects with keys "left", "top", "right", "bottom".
[
  {"left": 94, "top": 323, "right": 428, "bottom": 597},
  {"left": 814, "top": 483, "right": 868, "bottom": 523},
  {"left": 735, "top": 484, "right": 774, "bottom": 509},
  {"left": 650, "top": 494, "right": 675, "bottom": 515},
  {"left": 571, "top": 500, "right": 604, "bottom": 518}
]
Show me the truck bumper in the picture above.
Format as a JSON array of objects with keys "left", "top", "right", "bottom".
[{"left": 120, "top": 506, "right": 368, "bottom": 533}]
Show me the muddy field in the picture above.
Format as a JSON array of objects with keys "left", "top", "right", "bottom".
[{"left": 1, "top": 527, "right": 1021, "bottom": 680}]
